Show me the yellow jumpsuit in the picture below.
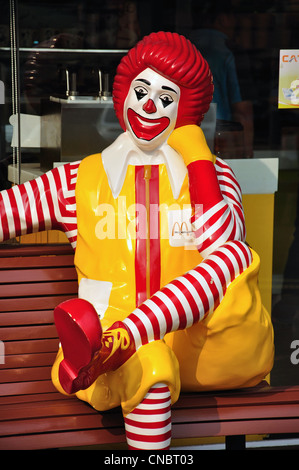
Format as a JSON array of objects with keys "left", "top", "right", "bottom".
[{"left": 52, "top": 152, "right": 274, "bottom": 416}]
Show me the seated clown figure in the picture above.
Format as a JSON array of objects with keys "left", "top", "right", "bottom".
[{"left": 0, "top": 32, "right": 274, "bottom": 450}]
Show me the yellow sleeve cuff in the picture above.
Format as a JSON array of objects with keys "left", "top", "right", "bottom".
[{"left": 167, "top": 125, "right": 215, "bottom": 166}]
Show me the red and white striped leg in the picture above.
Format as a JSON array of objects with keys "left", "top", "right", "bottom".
[
  {"left": 124, "top": 240, "right": 252, "bottom": 349},
  {"left": 54, "top": 240, "right": 252, "bottom": 394},
  {"left": 124, "top": 383, "right": 172, "bottom": 450}
]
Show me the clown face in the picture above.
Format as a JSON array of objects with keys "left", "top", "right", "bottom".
[{"left": 123, "top": 67, "right": 180, "bottom": 151}]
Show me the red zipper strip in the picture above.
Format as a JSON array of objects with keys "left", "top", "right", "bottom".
[{"left": 135, "top": 165, "right": 160, "bottom": 307}]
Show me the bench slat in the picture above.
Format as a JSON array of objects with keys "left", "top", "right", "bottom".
[
  {"left": 0, "top": 413, "right": 122, "bottom": 437},
  {"left": 0, "top": 386, "right": 119, "bottom": 420},
  {"left": 0, "top": 310, "right": 55, "bottom": 326},
  {"left": 1, "top": 325, "right": 58, "bottom": 341},
  {"left": 1, "top": 393, "right": 298, "bottom": 424},
  {"left": 1, "top": 281, "right": 78, "bottom": 298},
  {"left": 0, "top": 256, "right": 75, "bottom": 269},
  {"left": 0, "top": 379, "right": 57, "bottom": 396},
  {"left": 2, "top": 352, "right": 57, "bottom": 369},
  {"left": 0, "top": 246, "right": 74, "bottom": 266},
  {"left": 0, "top": 267, "right": 77, "bottom": 284},
  {"left": 171, "top": 418, "right": 299, "bottom": 441},
  {"left": 0, "top": 398, "right": 99, "bottom": 421},
  {"left": 4, "top": 339, "right": 59, "bottom": 355},
  {"left": 0, "top": 366, "right": 53, "bottom": 383},
  {"left": 0, "top": 294, "right": 76, "bottom": 312},
  {"left": 174, "top": 385, "right": 299, "bottom": 408},
  {"left": 172, "top": 403, "right": 299, "bottom": 422},
  {"left": 0, "top": 391, "right": 68, "bottom": 405},
  {"left": 1, "top": 401, "right": 299, "bottom": 450},
  {"left": 0, "top": 427, "right": 127, "bottom": 450},
  {"left": 0, "top": 244, "right": 73, "bottom": 258}
]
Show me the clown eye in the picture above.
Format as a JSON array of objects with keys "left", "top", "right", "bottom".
[
  {"left": 160, "top": 93, "right": 173, "bottom": 108},
  {"left": 134, "top": 86, "right": 148, "bottom": 101}
]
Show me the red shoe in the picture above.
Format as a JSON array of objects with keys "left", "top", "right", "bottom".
[{"left": 54, "top": 299, "right": 135, "bottom": 394}]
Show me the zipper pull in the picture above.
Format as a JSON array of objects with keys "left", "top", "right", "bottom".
[{"left": 144, "top": 165, "right": 152, "bottom": 180}]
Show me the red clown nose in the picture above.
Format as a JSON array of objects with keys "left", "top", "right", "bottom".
[{"left": 142, "top": 99, "right": 157, "bottom": 114}]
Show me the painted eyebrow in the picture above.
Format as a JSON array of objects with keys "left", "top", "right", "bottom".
[
  {"left": 135, "top": 79, "right": 177, "bottom": 94},
  {"left": 161, "top": 85, "right": 177, "bottom": 94},
  {"left": 135, "top": 78, "right": 151, "bottom": 85}
]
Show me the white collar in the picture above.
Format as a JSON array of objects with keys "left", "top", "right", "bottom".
[{"left": 101, "top": 131, "right": 187, "bottom": 199}]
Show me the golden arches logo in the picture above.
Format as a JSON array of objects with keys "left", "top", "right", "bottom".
[{"left": 172, "top": 221, "right": 192, "bottom": 237}]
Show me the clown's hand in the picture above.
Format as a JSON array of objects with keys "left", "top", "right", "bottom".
[{"left": 167, "top": 125, "right": 215, "bottom": 167}]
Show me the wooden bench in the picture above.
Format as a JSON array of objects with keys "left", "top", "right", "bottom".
[{"left": 1, "top": 243, "right": 299, "bottom": 451}]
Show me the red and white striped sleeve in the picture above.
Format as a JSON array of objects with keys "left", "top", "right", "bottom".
[
  {"left": 0, "top": 161, "right": 80, "bottom": 249},
  {"left": 190, "top": 157, "right": 246, "bottom": 258}
]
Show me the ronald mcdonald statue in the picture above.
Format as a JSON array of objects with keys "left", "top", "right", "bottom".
[{"left": 0, "top": 32, "right": 274, "bottom": 449}]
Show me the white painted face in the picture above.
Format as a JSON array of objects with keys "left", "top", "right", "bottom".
[{"left": 123, "top": 67, "right": 180, "bottom": 151}]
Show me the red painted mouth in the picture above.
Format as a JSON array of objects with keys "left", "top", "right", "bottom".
[{"left": 127, "top": 108, "right": 170, "bottom": 141}]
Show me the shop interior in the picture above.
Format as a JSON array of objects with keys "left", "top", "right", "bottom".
[{"left": 0, "top": 0, "right": 299, "bottom": 389}]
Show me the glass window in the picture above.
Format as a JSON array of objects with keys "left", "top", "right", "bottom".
[{"left": 1, "top": 0, "right": 299, "bottom": 387}]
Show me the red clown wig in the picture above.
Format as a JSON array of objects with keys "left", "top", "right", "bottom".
[{"left": 113, "top": 31, "right": 214, "bottom": 130}]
